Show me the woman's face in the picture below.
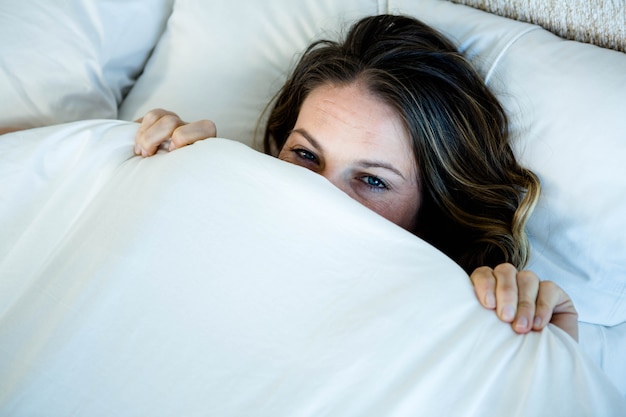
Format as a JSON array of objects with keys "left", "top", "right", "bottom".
[{"left": 278, "top": 82, "right": 421, "bottom": 232}]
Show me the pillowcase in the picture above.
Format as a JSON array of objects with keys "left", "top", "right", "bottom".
[
  {"left": 118, "top": 0, "right": 382, "bottom": 148},
  {"left": 0, "top": 0, "right": 173, "bottom": 130},
  {"left": 386, "top": 0, "right": 626, "bottom": 327},
  {"left": 393, "top": 0, "right": 626, "bottom": 326},
  {"left": 491, "top": 28, "right": 626, "bottom": 327}
]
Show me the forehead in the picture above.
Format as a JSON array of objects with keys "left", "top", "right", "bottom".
[{"left": 297, "top": 83, "right": 415, "bottom": 169}]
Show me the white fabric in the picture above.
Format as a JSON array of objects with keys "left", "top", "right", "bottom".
[
  {"left": 2, "top": 0, "right": 625, "bottom": 406},
  {"left": 579, "top": 321, "right": 626, "bottom": 398},
  {"left": 1, "top": 120, "right": 624, "bottom": 416},
  {"left": 116, "top": 0, "right": 626, "bottom": 390},
  {"left": 392, "top": 0, "right": 626, "bottom": 327},
  {"left": 119, "top": 0, "right": 626, "bottom": 328},
  {"left": 0, "top": 0, "right": 173, "bottom": 129},
  {"left": 491, "top": 30, "right": 626, "bottom": 327},
  {"left": 391, "top": 0, "right": 626, "bottom": 393},
  {"left": 118, "top": 0, "right": 383, "bottom": 148}
]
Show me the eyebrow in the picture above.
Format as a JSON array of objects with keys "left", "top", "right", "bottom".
[
  {"left": 291, "top": 128, "right": 407, "bottom": 181},
  {"left": 356, "top": 160, "right": 407, "bottom": 180},
  {"left": 291, "top": 128, "right": 323, "bottom": 151}
]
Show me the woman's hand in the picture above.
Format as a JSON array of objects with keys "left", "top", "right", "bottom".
[
  {"left": 470, "top": 263, "right": 578, "bottom": 341},
  {"left": 134, "top": 108, "right": 217, "bottom": 157}
]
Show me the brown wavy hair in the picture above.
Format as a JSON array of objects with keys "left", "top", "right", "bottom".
[{"left": 263, "top": 14, "right": 540, "bottom": 273}]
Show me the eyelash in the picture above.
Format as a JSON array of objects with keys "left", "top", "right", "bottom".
[
  {"left": 293, "top": 148, "right": 317, "bottom": 163},
  {"left": 291, "top": 148, "right": 389, "bottom": 192},
  {"left": 360, "top": 175, "right": 389, "bottom": 191}
]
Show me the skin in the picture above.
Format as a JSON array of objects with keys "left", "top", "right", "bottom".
[
  {"left": 278, "top": 83, "right": 420, "bottom": 232},
  {"left": 133, "top": 81, "right": 578, "bottom": 341}
]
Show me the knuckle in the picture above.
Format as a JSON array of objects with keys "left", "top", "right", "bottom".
[
  {"left": 150, "top": 108, "right": 169, "bottom": 115},
  {"left": 170, "top": 128, "right": 189, "bottom": 145},
  {"left": 143, "top": 108, "right": 166, "bottom": 123},
  {"left": 494, "top": 262, "right": 517, "bottom": 275},
  {"left": 473, "top": 266, "right": 493, "bottom": 275},
  {"left": 539, "top": 280, "right": 561, "bottom": 297},
  {"left": 160, "top": 114, "right": 184, "bottom": 129},
  {"left": 516, "top": 270, "right": 540, "bottom": 288},
  {"left": 497, "top": 275, "right": 517, "bottom": 291},
  {"left": 198, "top": 119, "right": 217, "bottom": 135},
  {"left": 540, "top": 280, "right": 557, "bottom": 290},
  {"left": 469, "top": 266, "right": 494, "bottom": 286}
]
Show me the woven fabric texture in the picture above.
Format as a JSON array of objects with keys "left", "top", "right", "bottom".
[{"left": 449, "top": 0, "right": 625, "bottom": 52}]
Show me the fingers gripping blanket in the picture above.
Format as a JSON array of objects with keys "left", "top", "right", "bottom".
[{"left": 0, "top": 121, "right": 624, "bottom": 416}]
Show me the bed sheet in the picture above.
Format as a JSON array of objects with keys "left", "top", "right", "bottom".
[
  {"left": 118, "top": 0, "right": 626, "bottom": 332},
  {"left": 0, "top": 121, "right": 624, "bottom": 416}
]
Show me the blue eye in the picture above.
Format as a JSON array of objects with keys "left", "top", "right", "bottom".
[
  {"left": 295, "top": 149, "right": 317, "bottom": 162},
  {"left": 362, "top": 175, "right": 388, "bottom": 190}
]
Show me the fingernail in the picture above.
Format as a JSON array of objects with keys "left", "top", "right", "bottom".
[
  {"left": 168, "top": 141, "right": 175, "bottom": 151},
  {"left": 134, "top": 144, "right": 141, "bottom": 155},
  {"left": 141, "top": 149, "right": 148, "bottom": 157},
  {"left": 501, "top": 305, "right": 515, "bottom": 321},
  {"left": 515, "top": 316, "right": 528, "bottom": 331},
  {"left": 485, "top": 293, "right": 496, "bottom": 309},
  {"left": 534, "top": 316, "right": 543, "bottom": 328}
]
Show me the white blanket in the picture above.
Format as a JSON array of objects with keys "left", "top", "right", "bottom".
[{"left": 1, "top": 121, "right": 624, "bottom": 416}]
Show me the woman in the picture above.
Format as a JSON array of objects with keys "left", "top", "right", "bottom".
[{"left": 134, "top": 14, "right": 577, "bottom": 340}]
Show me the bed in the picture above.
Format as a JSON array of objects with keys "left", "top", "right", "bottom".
[{"left": 1, "top": 0, "right": 625, "bottom": 415}]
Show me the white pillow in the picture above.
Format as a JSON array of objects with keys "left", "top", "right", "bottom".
[
  {"left": 0, "top": 0, "right": 173, "bottom": 129},
  {"left": 386, "top": 0, "right": 626, "bottom": 327},
  {"left": 486, "top": 29, "right": 626, "bottom": 327},
  {"left": 118, "top": 0, "right": 381, "bottom": 148}
]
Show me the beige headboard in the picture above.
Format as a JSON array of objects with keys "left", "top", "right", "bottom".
[{"left": 449, "top": 0, "right": 626, "bottom": 53}]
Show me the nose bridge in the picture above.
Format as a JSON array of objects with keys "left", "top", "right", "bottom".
[{"left": 320, "top": 166, "right": 354, "bottom": 198}]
